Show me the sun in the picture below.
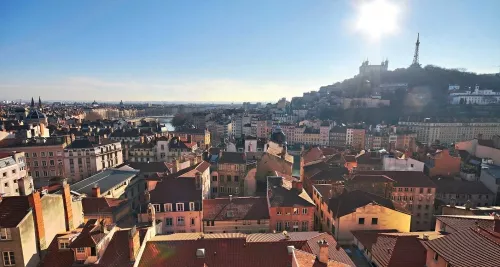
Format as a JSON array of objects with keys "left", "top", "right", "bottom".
[{"left": 355, "top": 0, "right": 401, "bottom": 40}]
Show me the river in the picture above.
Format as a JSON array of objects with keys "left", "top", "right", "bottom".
[{"left": 158, "top": 118, "right": 175, "bottom": 131}]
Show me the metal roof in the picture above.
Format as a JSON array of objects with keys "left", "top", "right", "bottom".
[{"left": 70, "top": 168, "right": 139, "bottom": 195}]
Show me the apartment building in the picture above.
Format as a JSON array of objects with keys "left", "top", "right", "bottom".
[
  {"left": 0, "top": 151, "right": 29, "bottom": 197},
  {"left": 434, "top": 178, "right": 495, "bottom": 208},
  {"left": 63, "top": 137, "right": 123, "bottom": 182},
  {"left": 212, "top": 152, "right": 247, "bottom": 197},
  {"left": 267, "top": 177, "right": 315, "bottom": 233},
  {"left": 398, "top": 119, "right": 500, "bottom": 145},
  {"left": 423, "top": 148, "right": 461, "bottom": 177},
  {"left": 330, "top": 127, "right": 347, "bottom": 147},
  {"left": 312, "top": 186, "right": 411, "bottom": 244},
  {"left": 346, "top": 128, "right": 366, "bottom": 150},
  {"left": 358, "top": 171, "right": 437, "bottom": 231},
  {"left": 172, "top": 128, "right": 211, "bottom": 147},
  {"left": 0, "top": 136, "right": 72, "bottom": 181}
]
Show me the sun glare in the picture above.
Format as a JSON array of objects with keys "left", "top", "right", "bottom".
[{"left": 355, "top": 0, "right": 401, "bottom": 40}]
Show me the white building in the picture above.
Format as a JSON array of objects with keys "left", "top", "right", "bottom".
[
  {"left": 382, "top": 155, "right": 425, "bottom": 172},
  {"left": 0, "top": 151, "right": 30, "bottom": 196},
  {"left": 450, "top": 85, "right": 500, "bottom": 105},
  {"left": 64, "top": 138, "right": 123, "bottom": 182}
]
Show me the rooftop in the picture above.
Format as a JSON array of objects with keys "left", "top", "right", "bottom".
[
  {"left": 357, "top": 171, "right": 436, "bottom": 188},
  {"left": 371, "top": 234, "right": 427, "bottom": 267},
  {"left": 267, "top": 177, "right": 315, "bottom": 208},
  {"left": 203, "top": 197, "right": 270, "bottom": 221},
  {"left": 328, "top": 190, "right": 402, "bottom": 218},
  {"left": 0, "top": 195, "right": 31, "bottom": 228},
  {"left": 138, "top": 232, "right": 355, "bottom": 267},
  {"left": 435, "top": 215, "right": 495, "bottom": 232},
  {"left": 69, "top": 168, "right": 139, "bottom": 196},
  {"left": 219, "top": 151, "right": 246, "bottom": 164},
  {"left": 433, "top": 178, "right": 493, "bottom": 195}
]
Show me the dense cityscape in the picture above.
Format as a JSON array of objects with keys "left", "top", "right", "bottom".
[{"left": 2, "top": 1, "right": 500, "bottom": 267}]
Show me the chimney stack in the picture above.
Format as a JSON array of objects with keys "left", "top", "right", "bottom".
[
  {"left": 61, "top": 178, "right": 74, "bottom": 231},
  {"left": 494, "top": 215, "right": 500, "bottom": 234},
  {"left": 92, "top": 183, "right": 101, "bottom": 197},
  {"left": 292, "top": 181, "right": 303, "bottom": 191},
  {"left": 129, "top": 226, "right": 140, "bottom": 262},
  {"left": 187, "top": 134, "right": 192, "bottom": 143},
  {"left": 28, "top": 191, "right": 46, "bottom": 250},
  {"left": 317, "top": 239, "right": 329, "bottom": 264},
  {"left": 229, "top": 195, "right": 233, "bottom": 202}
]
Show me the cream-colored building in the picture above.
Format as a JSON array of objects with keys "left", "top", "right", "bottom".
[
  {"left": 398, "top": 119, "right": 500, "bottom": 145},
  {"left": 203, "top": 196, "right": 270, "bottom": 233},
  {"left": 63, "top": 138, "right": 123, "bottom": 182},
  {"left": 0, "top": 151, "right": 29, "bottom": 197},
  {"left": 312, "top": 185, "right": 411, "bottom": 244}
]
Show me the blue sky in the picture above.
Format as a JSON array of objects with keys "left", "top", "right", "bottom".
[{"left": 1, "top": 0, "right": 499, "bottom": 102}]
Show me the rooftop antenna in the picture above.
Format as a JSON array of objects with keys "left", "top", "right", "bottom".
[{"left": 411, "top": 33, "right": 421, "bottom": 67}]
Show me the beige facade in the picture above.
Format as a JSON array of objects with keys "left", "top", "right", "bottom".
[
  {"left": 399, "top": 120, "right": 500, "bottom": 145},
  {"left": 64, "top": 140, "right": 123, "bottom": 182},
  {"left": 139, "top": 210, "right": 203, "bottom": 235},
  {"left": 0, "top": 152, "right": 29, "bottom": 197},
  {"left": 391, "top": 186, "right": 435, "bottom": 231},
  {"left": 203, "top": 219, "right": 269, "bottom": 234}
]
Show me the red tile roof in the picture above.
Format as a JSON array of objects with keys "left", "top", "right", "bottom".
[
  {"left": 371, "top": 234, "right": 427, "bottom": 267},
  {"left": 138, "top": 232, "right": 355, "bottom": 267},
  {"left": 82, "top": 197, "right": 128, "bottom": 214},
  {"left": 357, "top": 171, "right": 436, "bottom": 188},
  {"left": 203, "top": 197, "right": 269, "bottom": 221},
  {"left": 69, "top": 219, "right": 106, "bottom": 248},
  {"left": 435, "top": 215, "right": 495, "bottom": 232},
  {"left": 293, "top": 249, "right": 349, "bottom": 267},
  {"left": 302, "top": 147, "right": 325, "bottom": 165},
  {"left": 96, "top": 229, "right": 133, "bottom": 267},
  {"left": 0, "top": 196, "right": 30, "bottom": 228},
  {"left": 328, "top": 190, "right": 401, "bottom": 217},
  {"left": 350, "top": 229, "right": 399, "bottom": 251},
  {"left": 423, "top": 227, "right": 500, "bottom": 267},
  {"left": 39, "top": 233, "right": 76, "bottom": 267},
  {"left": 349, "top": 174, "right": 394, "bottom": 183}
]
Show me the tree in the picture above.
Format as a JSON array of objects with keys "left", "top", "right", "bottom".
[{"left": 171, "top": 114, "right": 187, "bottom": 128}]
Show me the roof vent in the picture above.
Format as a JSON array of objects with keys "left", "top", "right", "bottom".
[
  {"left": 287, "top": 245, "right": 295, "bottom": 255},
  {"left": 196, "top": 248, "right": 205, "bottom": 258}
]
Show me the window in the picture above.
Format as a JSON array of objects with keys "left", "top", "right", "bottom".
[
  {"left": 293, "top": 221, "right": 299, "bottom": 231},
  {"left": 0, "top": 228, "right": 11, "bottom": 240},
  {"left": 176, "top": 203, "right": 184, "bottom": 211},
  {"left": 32, "top": 152, "right": 37, "bottom": 157},
  {"left": 234, "top": 175, "right": 239, "bottom": 182},
  {"left": 41, "top": 152, "right": 46, "bottom": 157},
  {"left": 425, "top": 204, "right": 430, "bottom": 210},
  {"left": 398, "top": 188, "right": 402, "bottom": 192},
  {"left": 212, "top": 176, "right": 217, "bottom": 182},
  {"left": 419, "top": 188, "right": 424, "bottom": 193},
  {"left": 372, "top": 218, "right": 378, "bottom": 225},
  {"left": 301, "top": 221, "right": 309, "bottom": 231},
  {"left": 35, "top": 171, "right": 40, "bottom": 178},
  {"left": 43, "top": 171, "right": 49, "bottom": 177},
  {"left": 34, "top": 161, "right": 39, "bottom": 167},
  {"left": 302, "top": 208, "right": 308, "bottom": 214},
  {"left": 3, "top": 251, "right": 15, "bottom": 266},
  {"left": 76, "top": 248, "right": 85, "bottom": 253},
  {"left": 219, "top": 175, "right": 224, "bottom": 182},
  {"left": 277, "top": 210, "right": 282, "bottom": 215},
  {"left": 191, "top": 218, "right": 195, "bottom": 225},
  {"left": 189, "top": 202, "right": 195, "bottom": 211},
  {"left": 219, "top": 186, "right": 225, "bottom": 193},
  {"left": 177, "top": 217, "right": 185, "bottom": 226},
  {"left": 417, "top": 204, "right": 422, "bottom": 209},
  {"left": 433, "top": 252, "right": 439, "bottom": 261},
  {"left": 59, "top": 242, "right": 70, "bottom": 249},
  {"left": 153, "top": 204, "right": 160, "bottom": 212},
  {"left": 49, "top": 152, "right": 54, "bottom": 157},
  {"left": 227, "top": 175, "right": 231, "bottom": 182},
  {"left": 358, "top": 218, "right": 365, "bottom": 225},
  {"left": 11, "top": 169, "right": 16, "bottom": 174},
  {"left": 164, "top": 203, "right": 172, "bottom": 212},
  {"left": 293, "top": 208, "right": 299, "bottom": 215},
  {"left": 285, "top": 221, "right": 290, "bottom": 230},
  {"left": 50, "top": 160, "right": 55, "bottom": 166},
  {"left": 165, "top": 218, "right": 173, "bottom": 226},
  {"left": 276, "top": 221, "right": 282, "bottom": 231},
  {"left": 404, "top": 187, "right": 408, "bottom": 192},
  {"left": 427, "top": 188, "right": 432, "bottom": 193}
]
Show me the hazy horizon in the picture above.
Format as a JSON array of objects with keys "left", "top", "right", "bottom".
[{"left": 1, "top": 0, "right": 499, "bottom": 102}]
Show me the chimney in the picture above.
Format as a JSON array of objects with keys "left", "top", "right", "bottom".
[
  {"left": 140, "top": 135, "right": 145, "bottom": 144},
  {"left": 92, "top": 183, "right": 101, "bottom": 197},
  {"left": 129, "top": 226, "right": 140, "bottom": 262},
  {"left": 61, "top": 178, "right": 74, "bottom": 231},
  {"left": 292, "top": 181, "right": 303, "bottom": 191},
  {"left": 229, "top": 195, "right": 233, "bottom": 202},
  {"left": 28, "top": 191, "right": 46, "bottom": 250},
  {"left": 494, "top": 215, "right": 500, "bottom": 234},
  {"left": 187, "top": 134, "right": 192, "bottom": 143},
  {"left": 317, "top": 239, "right": 329, "bottom": 264}
]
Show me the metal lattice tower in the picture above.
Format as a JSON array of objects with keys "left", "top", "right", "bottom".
[{"left": 411, "top": 33, "right": 420, "bottom": 67}]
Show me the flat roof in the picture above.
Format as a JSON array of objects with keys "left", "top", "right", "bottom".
[{"left": 70, "top": 168, "right": 139, "bottom": 195}]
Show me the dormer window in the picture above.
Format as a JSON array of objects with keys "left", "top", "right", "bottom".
[
  {"left": 152, "top": 204, "right": 160, "bottom": 212},
  {"left": 189, "top": 202, "right": 195, "bottom": 211},
  {"left": 59, "top": 241, "right": 70, "bottom": 249},
  {"left": 176, "top": 203, "right": 184, "bottom": 212},
  {"left": 164, "top": 203, "right": 173, "bottom": 212}
]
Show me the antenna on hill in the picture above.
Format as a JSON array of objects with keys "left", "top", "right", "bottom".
[{"left": 411, "top": 33, "right": 421, "bottom": 68}]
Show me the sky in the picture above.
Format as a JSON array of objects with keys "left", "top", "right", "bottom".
[{"left": 1, "top": 0, "right": 499, "bottom": 103}]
